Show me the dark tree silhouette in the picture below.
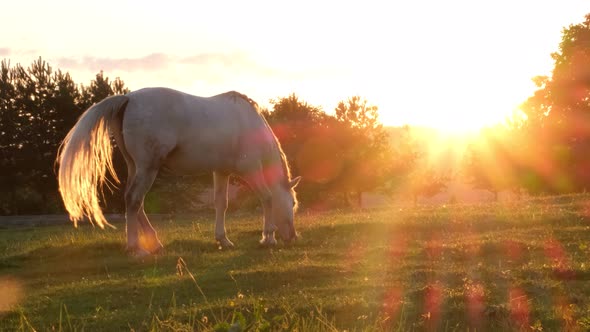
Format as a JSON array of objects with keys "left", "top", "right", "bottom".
[{"left": 0, "top": 58, "right": 129, "bottom": 214}]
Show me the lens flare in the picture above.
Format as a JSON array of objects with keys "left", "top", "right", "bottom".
[
  {"left": 544, "top": 237, "right": 574, "bottom": 279},
  {"left": 464, "top": 281, "right": 485, "bottom": 328},
  {"left": 509, "top": 287, "right": 530, "bottom": 328},
  {"left": 0, "top": 277, "right": 23, "bottom": 313},
  {"left": 381, "top": 286, "right": 404, "bottom": 323},
  {"left": 425, "top": 233, "right": 443, "bottom": 261},
  {"left": 503, "top": 239, "right": 523, "bottom": 262},
  {"left": 422, "top": 281, "right": 443, "bottom": 329},
  {"left": 388, "top": 231, "right": 408, "bottom": 261}
]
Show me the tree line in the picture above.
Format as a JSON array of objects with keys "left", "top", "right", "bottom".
[
  {"left": 0, "top": 58, "right": 429, "bottom": 215},
  {"left": 2, "top": 13, "right": 589, "bottom": 214}
]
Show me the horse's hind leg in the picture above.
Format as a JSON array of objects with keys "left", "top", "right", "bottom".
[
  {"left": 125, "top": 164, "right": 163, "bottom": 254},
  {"left": 125, "top": 167, "right": 159, "bottom": 256},
  {"left": 138, "top": 204, "right": 164, "bottom": 253},
  {"left": 214, "top": 172, "right": 234, "bottom": 249}
]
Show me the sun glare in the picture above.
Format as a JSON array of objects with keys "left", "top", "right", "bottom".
[
  {"left": 426, "top": 113, "right": 491, "bottom": 135},
  {"left": 358, "top": 49, "right": 536, "bottom": 136},
  {"left": 3, "top": 0, "right": 577, "bottom": 137},
  {"left": 427, "top": 109, "right": 514, "bottom": 135},
  {"left": 377, "top": 99, "right": 520, "bottom": 136}
]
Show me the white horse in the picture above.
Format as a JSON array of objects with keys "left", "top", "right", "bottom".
[{"left": 57, "top": 87, "right": 301, "bottom": 256}]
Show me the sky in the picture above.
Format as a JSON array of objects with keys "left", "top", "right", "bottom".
[{"left": 1, "top": 0, "right": 589, "bottom": 130}]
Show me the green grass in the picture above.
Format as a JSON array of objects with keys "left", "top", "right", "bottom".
[{"left": 2, "top": 195, "right": 590, "bottom": 331}]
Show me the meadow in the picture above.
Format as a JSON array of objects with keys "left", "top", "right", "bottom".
[{"left": 2, "top": 195, "right": 590, "bottom": 331}]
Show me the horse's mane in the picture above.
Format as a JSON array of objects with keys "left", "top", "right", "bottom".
[
  {"left": 265, "top": 118, "right": 299, "bottom": 209},
  {"left": 223, "top": 91, "right": 298, "bottom": 208}
]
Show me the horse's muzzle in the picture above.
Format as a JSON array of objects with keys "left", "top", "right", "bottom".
[{"left": 282, "top": 226, "right": 298, "bottom": 244}]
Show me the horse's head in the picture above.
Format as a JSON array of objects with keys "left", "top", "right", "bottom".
[{"left": 273, "top": 176, "right": 301, "bottom": 243}]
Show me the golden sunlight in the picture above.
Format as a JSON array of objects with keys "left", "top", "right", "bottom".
[
  {"left": 358, "top": 49, "right": 536, "bottom": 135},
  {"left": 377, "top": 96, "right": 521, "bottom": 135},
  {"left": 4, "top": 0, "right": 579, "bottom": 135}
]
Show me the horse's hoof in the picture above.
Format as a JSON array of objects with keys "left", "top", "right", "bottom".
[
  {"left": 126, "top": 246, "right": 152, "bottom": 258},
  {"left": 259, "top": 237, "right": 277, "bottom": 247},
  {"left": 150, "top": 243, "right": 165, "bottom": 255},
  {"left": 217, "top": 238, "right": 235, "bottom": 250}
]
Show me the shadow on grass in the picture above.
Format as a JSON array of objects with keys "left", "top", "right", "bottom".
[
  {"left": 164, "top": 238, "right": 219, "bottom": 254},
  {"left": 2, "top": 250, "right": 341, "bottom": 330}
]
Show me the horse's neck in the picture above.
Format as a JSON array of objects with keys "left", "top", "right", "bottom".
[
  {"left": 266, "top": 139, "right": 290, "bottom": 186},
  {"left": 269, "top": 181, "right": 289, "bottom": 201}
]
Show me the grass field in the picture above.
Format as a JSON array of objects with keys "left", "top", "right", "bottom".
[{"left": 2, "top": 195, "right": 590, "bottom": 331}]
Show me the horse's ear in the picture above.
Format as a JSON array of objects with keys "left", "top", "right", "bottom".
[{"left": 289, "top": 176, "right": 302, "bottom": 188}]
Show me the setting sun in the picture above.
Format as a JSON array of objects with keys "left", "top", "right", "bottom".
[
  {"left": 373, "top": 81, "right": 526, "bottom": 134},
  {"left": 2, "top": 0, "right": 588, "bottom": 133}
]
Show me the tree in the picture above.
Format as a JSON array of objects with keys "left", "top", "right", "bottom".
[
  {"left": 264, "top": 94, "right": 418, "bottom": 209},
  {"left": 0, "top": 60, "right": 20, "bottom": 213},
  {"left": 0, "top": 57, "right": 130, "bottom": 214},
  {"left": 263, "top": 93, "right": 327, "bottom": 163},
  {"left": 8, "top": 58, "right": 84, "bottom": 211},
  {"left": 263, "top": 94, "right": 336, "bottom": 206},
  {"left": 392, "top": 127, "right": 447, "bottom": 205},
  {"left": 519, "top": 14, "right": 590, "bottom": 193},
  {"left": 331, "top": 97, "right": 405, "bottom": 207},
  {"left": 335, "top": 96, "right": 380, "bottom": 132},
  {"left": 80, "top": 71, "right": 129, "bottom": 109},
  {"left": 404, "top": 167, "right": 448, "bottom": 205},
  {"left": 463, "top": 128, "right": 520, "bottom": 200}
]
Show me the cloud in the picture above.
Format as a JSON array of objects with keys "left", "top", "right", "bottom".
[
  {"left": 56, "top": 53, "right": 170, "bottom": 72},
  {"left": 56, "top": 52, "right": 277, "bottom": 73},
  {"left": 185, "top": 52, "right": 283, "bottom": 77},
  {"left": 0, "top": 48, "right": 10, "bottom": 56},
  {"left": 54, "top": 52, "right": 284, "bottom": 82},
  {"left": 51, "top": 52, "right": 352, "bottom": 104},
  {"left": 180, "top": 53, "right": 238, "bottom": 66}
]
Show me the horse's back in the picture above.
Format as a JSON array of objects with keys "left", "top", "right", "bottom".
[
  {"left": 121, "top": 88, "right": 270, "bottom": 174},
  {"left": 124, "top": 87, "right": 256, "bottom": 130}
]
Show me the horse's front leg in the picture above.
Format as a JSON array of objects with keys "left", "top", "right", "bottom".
[
  {"left": 214, "top": 172, "right": 234, "bottom": 249},
  {"left": 241, "top": 168, "right": 276, "bottom": 246},
  {"left": 259, "top": 196, "right": 277, "bottom": 246}
]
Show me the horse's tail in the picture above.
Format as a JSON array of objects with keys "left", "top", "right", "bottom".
[{"left": 57, "top": 95, "right": 130, "bottom": 228}]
